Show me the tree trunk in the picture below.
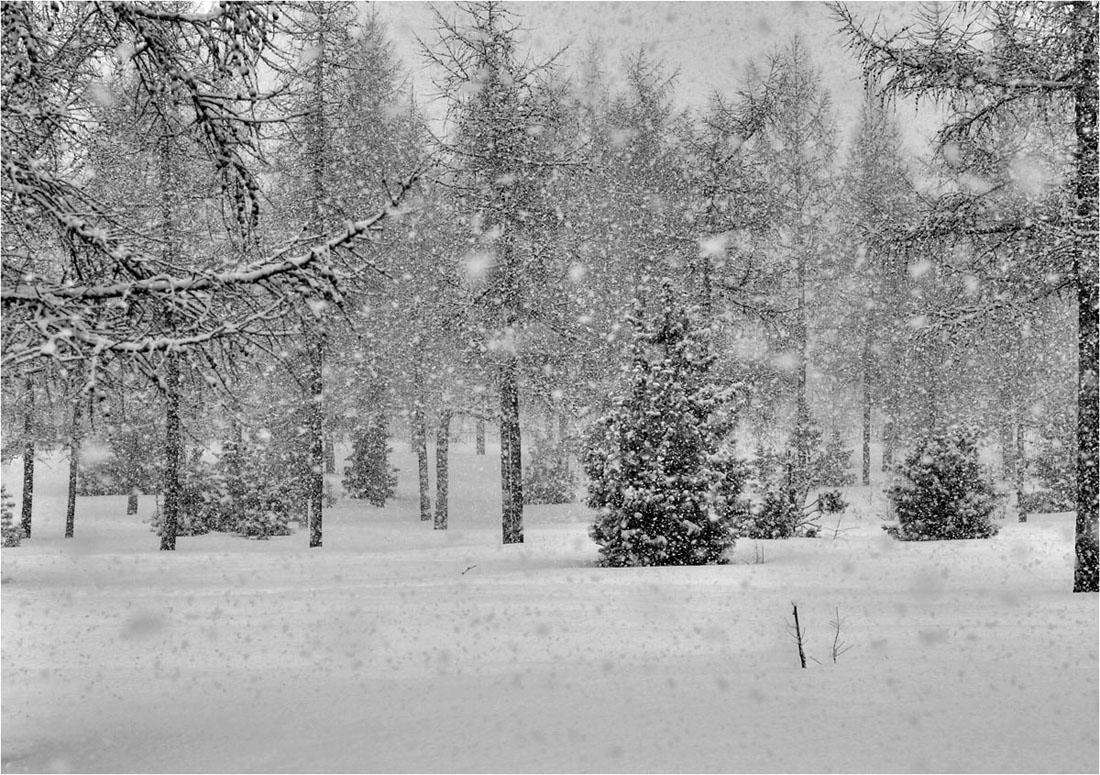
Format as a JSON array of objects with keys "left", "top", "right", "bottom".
[
  {"left": 65, "top": 399, "right": 82, "bottom": 538},
  {"left": 500, "top": 357, "right": 524, "bottom": 544},
  {"left": 1073, "top": 0, "right": 1099, "bottom": 592},
  {"left": 882, "top": 387, "right": 897, "bottom": 472},
  {"left": 225, "top": 405, "right": 244, "bottom": 525},
  {"left": 435, "top": 410, "right": 451, "bottom": 530},
  {"left": 414, "top": 407, "right": 431, "bottom": 521},
  {"left": 20, "top": 444, "right": 33, "bottom": 539},
  {"left": 1016, "top": 415, "right": 1027, "bottom": 523},
  {"left": 308, "top": 332, "right": 325, "bottom": 548},
  {"left": 793, "top": 251, "right": 811, "bottom": 499},
  {"left": 324, "top": 429, "right": 336, "bottom": 475},
  {"left": 475, "top": 418, "right": 486, "bottom": 456},
  {"left": 861, "top": 336, "right": 872, "bottom": 487},
  {"left": 160, "top": 352, "right": 181, "bottom": 551},
  {"left": 127, "top": 493, "right": 139, "bottom": 516}
]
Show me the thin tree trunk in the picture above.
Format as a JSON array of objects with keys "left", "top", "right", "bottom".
[
  {"left": 308, "top": 332, "right": 325, "bottom": 548},
  {"left": 793, "top": 250, "right": 811, "bottom": 500},
  {"left": 414, "top": 406, "right": 431, "bottom": 521},
  {"left": 66, "top": 399, "right": 82, "bottom": 538},
  {"left": 1073, "top": 0, "right": 1099, "bottom": 593},
  {"left": 161, "top": 351, "right": 181, "bottom": 551},
  {"left": 861, "top": 336, "right": 872, "bottom": 487},
  {"left": 20, "top": 406, "right": 33, "bottom": 539},
  {"left": 881, "top": 379, "right": 897, "bottom": 472},
  {"left": 226, "top": 404, "right": 243, "bottom": 526},
  {"left": 500, "top": 357, "right": 523, "bottom": 544},
  {"left": 1016, "top": 414, "right": 1027, "bottom": 524},
  {"left": 435, "top": 410, "right": 451, "bottom": 530},
  {"left": 475, "top": 418, "right": 486, "bottom": 455}
]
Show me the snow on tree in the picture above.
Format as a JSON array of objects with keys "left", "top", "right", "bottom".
[
  {"left": 1, "top": 485, "right": 21, "bottom": 548},
  {"left": 584, "top": 288, "right": 747, "bottom": 567},
  {"left": 884, "top": 426, "right": 1000, "bottom": 541},
  {"left": 342, "top": 413, "right": 398, "bottom": 508}
]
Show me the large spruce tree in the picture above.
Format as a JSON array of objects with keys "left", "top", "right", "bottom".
[{"left": 584, "top": 289, "right": 747, "bottom": 567}]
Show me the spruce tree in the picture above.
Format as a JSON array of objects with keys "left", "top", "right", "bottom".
[
  {"left": 584, "top": 292, "right": 747, "bottom": 566},
  {"left": 886, "top": 426, "right": 999, "bottom": 541},
  {"left": 343, "top": 415, "right": 398, "bottom": 507}
]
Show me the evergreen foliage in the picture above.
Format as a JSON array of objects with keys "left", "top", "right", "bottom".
[
  {"left": 1, "top": 485, "right": 21, "bottom": 547},
  {"left": 342, "top": 416, "right": 398, "bottom": 507},
  {"left": 584, "top": 293, "right": 746, "bottom": 566},
  {"left": 818, "top": 430, "right": 856, "bottom": 488},
  {"left": 885, "top": 427, "right": 1000, "bottom": 541}
]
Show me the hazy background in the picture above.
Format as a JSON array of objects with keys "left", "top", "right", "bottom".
[{"left": 372, "top": 1, "right": 940, "bottom": 158}]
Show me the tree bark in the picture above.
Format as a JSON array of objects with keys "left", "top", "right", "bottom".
[
  {"left": 65, "top": 399, "right": 82, "bottom": 538},
  {"left": 308, "top": 331, "right": 325, "bottom": 548},
  {"left": 861, "top": 335, "right": 872, "bottom": 486},
  {"left": 500, "top": 357, "right": 524, "bottom": 544},
  {"left": 1016, "top": 415, "right": 1027, "bottom": 523},
  {"left": 1073, "top": 0, "right": 1099, "bottom": 592},
  {"left": 20, "top": 383, "right": 33, "bottom": 539},
  {"left": 160, "top": 351, "right": 181, "bottom": 551},
  {"left": 414, "top": 406, "right": 431, "bottom": 521},
  {"left": 435, "top": 410, "right": 451, "bottom": 530},
  {"left": 475, "top": 418, "right": 486, "bottom": 455}
]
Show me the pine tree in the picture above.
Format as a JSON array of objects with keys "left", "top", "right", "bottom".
[
  {"left": 584, "top": 290, "right": 747, "bottom": 566},
  {"left": 342, "top": 415, "right": 398, "bottom": 507},
  {"left": 885, "top": 426, "right": 1000, "bottom": 541}
]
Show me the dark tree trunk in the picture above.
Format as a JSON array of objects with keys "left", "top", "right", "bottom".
[
  {"left": 1016, "top": 415, "right": 1027, "bottom": 523},
  {"left": 500, "top": 358, "right": 523, "bottom": 544},
  {"left": 1073, "top": 0, "right": 1099, "bottom": 592},
  {"left": 861, "top": 336, "right": 872, "bottom": 487},
  {"left": 225, "top": 406, "right": 244, "bottom": 524},
  {"left": 307, "top": 332, "right": 325, "bottom": 548},
  {"left": 127, "top": 493, "right": 139, "bottom": 516},
  {"left": 414, "top": 407, "right": 431, "bottom": 521},
  {"left": 65, "top": 400, "right": 82, "bottom": 538},
  {"left": 475, "top": 418, "right": 486, "bottom": 456},
  {"left": 435, "top": 410, "right": 451, "bottom": 530},
  {"left": 20, "top": 443, "right": 33, "bottom": 540},
  {"left": 160, "top": 352, "right": 181, "bottom": 551}
]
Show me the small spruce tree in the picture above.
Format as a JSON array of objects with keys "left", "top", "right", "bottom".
[
  {"left": 816, "top": 430, "right": 855, "bottom": 488},
  {"left": 2, "top": 485, "right": 21, "bottom": 547},
  {"left": 885, "top": 426, "right": 999, "bottom": 541},
  {"left": 343, "top": 414, "right": 398, "bottom": 507},
  {"left": 584, "top": 291, "right": 746, "bottom": 566}
]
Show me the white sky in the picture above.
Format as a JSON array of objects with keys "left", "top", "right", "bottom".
[{"left": 371, "top": 1, "right": 941, "bottom": 160}]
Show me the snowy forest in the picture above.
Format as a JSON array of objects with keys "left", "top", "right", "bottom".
[{"left": 1, "top": 2, "right": 1098, "bottom": 772}]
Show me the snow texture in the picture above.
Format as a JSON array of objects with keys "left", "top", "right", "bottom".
[{"left": 2, "top": 444, "right": 1097, "bottom": 773}]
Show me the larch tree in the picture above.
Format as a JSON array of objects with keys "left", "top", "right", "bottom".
[
  {"left": 835, "top": 86, "right": 916, "bottom": 481},
  {"left": 744, "top": 36, "right": 839, "bottom": 502},
  {"left": 835, "top": 0, "right": 1098, "bottom": 592},
  {"left": 422, "top": 0, "right": 574, "bottom": 544}
]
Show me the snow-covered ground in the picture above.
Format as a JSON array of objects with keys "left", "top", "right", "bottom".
[{"left": 2, "top": 443, "right": 1097, "bottom": 773}]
